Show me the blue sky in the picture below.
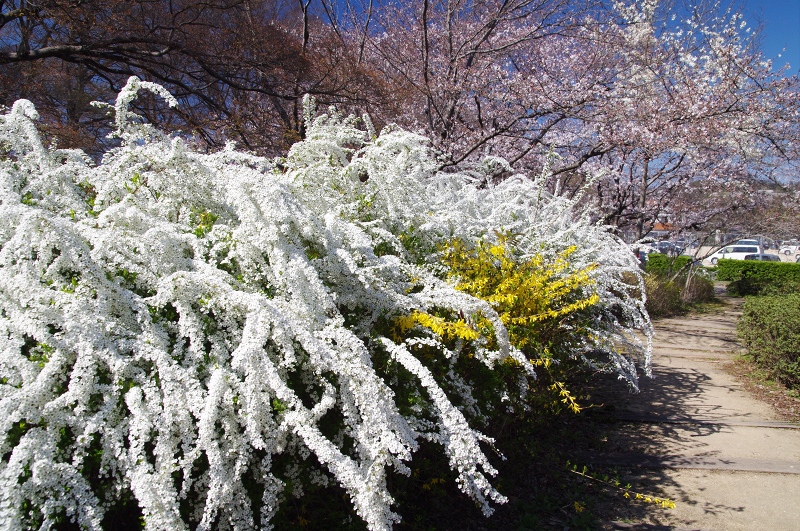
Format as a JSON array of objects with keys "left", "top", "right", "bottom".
[{"left": 745, "top": 0, "right": 800, "bottom": 74}]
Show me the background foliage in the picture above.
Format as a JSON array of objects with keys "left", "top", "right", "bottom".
[
  {"left": 717, "top": 259, "right": 800, "bottom": 296},
  {"left": 642, "top": 255, "right": 714, "bottom": 318},
  {"left": 645, "top": 255, "right": 693, "bottom": 277},
  {"left": 738, "top": 294, "right": 800, "bottom": 390}
]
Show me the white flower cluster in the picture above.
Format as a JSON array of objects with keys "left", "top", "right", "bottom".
[{"left": 0, "top": 78, "right": 651, "bottom": 530}]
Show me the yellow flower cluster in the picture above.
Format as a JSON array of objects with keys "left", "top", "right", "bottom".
[
  {"left": 550, "top": 380, "right": 582, "bottom": 414},
  {"left": 624, "top": 491, "right": 677, "bottom": 509},
  {"left": 441, "top": 237, "right": 600, "bottom": 354},
  {"left": 395, "top": 310, "right": 480, "bottom": 341},
  {"left": 394, "top": 236, "right": 601, "bottom": 413},
  {"left": 569, "top": 464, "right": 677, "bottom": 511},
  {"left": 395, "top": 236, "right": 600, "bottom": 374},
  {"left": 397, "top": 237, "right": 600, "bottom": 354}
]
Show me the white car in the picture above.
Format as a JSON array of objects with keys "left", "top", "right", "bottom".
[
  {"left": 639, "top": 242, "right": 659, "bottom": 253},
  {"left": 779, "top": 241, "right": 800, "bottom": 255},
  {"left": 707, "top": 245, "right": 761, "bottom": 265}
]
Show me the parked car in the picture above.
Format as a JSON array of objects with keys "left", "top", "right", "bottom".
[
  {"left": 674, "top": 238, "right": 699, "bottom": 250},
  {"left": 735, "top": 239, "right": 761, "bottom": 247},
  {"left": 635, "top": 249, "right": 649, "bottom": 267},
  {"left": 779, "top": 241, "right": 800, "bottom": 255},
  {"left": 707, "top": 245, "right": 761, "bottom": 265},
  {"left": 657, "top": 241, "right": 678, "bottom": 255},
  {"left": 744, "top": 254, "right": 781, "bottom": 262}
]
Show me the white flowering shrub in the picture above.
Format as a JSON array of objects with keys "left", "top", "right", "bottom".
[{"left": 0, "top": 79, "right": 651, "bottom": 530}]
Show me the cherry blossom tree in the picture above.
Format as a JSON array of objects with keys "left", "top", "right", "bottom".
[
  {"left": 349, "top": 0, "right": 800, "bottom": 240},
  {"left": 0, "top": 0, "right": 388, "bottom": 155},
  {"left": 2, "top": 0, "right": 796, "bottom": 239},
  {"left": 582, "top": 1, "right": 800, "bottom": 241},
  {"left": 350, "top": 0, "right": 598, "bottom": 170}
]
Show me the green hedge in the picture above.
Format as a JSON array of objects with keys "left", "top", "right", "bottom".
[
  {"left": 645, "top": 254, "right": 693, "bottom": 276},
  {"left": 738, "top": 294, "right": 800, "bottom": 389},
  {"left": 716, "top": 259, "right": 800, "bottom": 295}
]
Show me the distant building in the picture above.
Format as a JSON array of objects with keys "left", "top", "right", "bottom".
[{"left": 650, "top": 222, "right": 675, "bottom": 240}]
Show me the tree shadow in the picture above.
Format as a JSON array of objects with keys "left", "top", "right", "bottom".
[
  {"left": 382, "top": 299, "right": 756, "bottom": 530},
  {"left": 565, "top": 312, "right": 755, "bottom": 527}
]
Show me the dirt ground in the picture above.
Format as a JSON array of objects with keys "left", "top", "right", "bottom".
[{"left": 586, "top": 293, "right": 800, "bottom": 530}]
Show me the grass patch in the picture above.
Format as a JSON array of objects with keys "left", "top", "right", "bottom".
[
  {"left": 686, "top": 299, "right": 728, "bottom": 314},
  {"left": 728, "top": 353, "right": 800, "bottom": 424}
]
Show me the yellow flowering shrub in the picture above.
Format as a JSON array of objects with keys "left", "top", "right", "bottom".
[
  {"left": 395, "top": 236, "right": 602, "bottom": 416},
  {"left": 446, "top": 238, "right": 598, "bottom": 353}
]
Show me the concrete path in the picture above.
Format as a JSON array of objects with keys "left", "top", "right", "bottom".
[{"left": 588, "top": 295, "right": 800, "bottom": 530}]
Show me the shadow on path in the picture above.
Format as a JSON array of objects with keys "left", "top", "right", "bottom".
[{"left": 573, "top": 295, "right": 800, "bottom": 530}]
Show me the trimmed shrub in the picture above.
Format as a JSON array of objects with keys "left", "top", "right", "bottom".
[
  {"left": 738, "top": 294, "right": 800, "bottom": 389},
  {"left": 645, "top": 254, "right": 693, "bottom": 276},
  {"left": 717, "top": 259, "right": 800, "bottom": 295},
  {"left": 758, "top": 280, "right": 800, "bottom": 296}
]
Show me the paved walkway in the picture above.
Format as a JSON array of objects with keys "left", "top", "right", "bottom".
[{"left": 588, "top": 295, "right": 800, "bottom": 530}]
